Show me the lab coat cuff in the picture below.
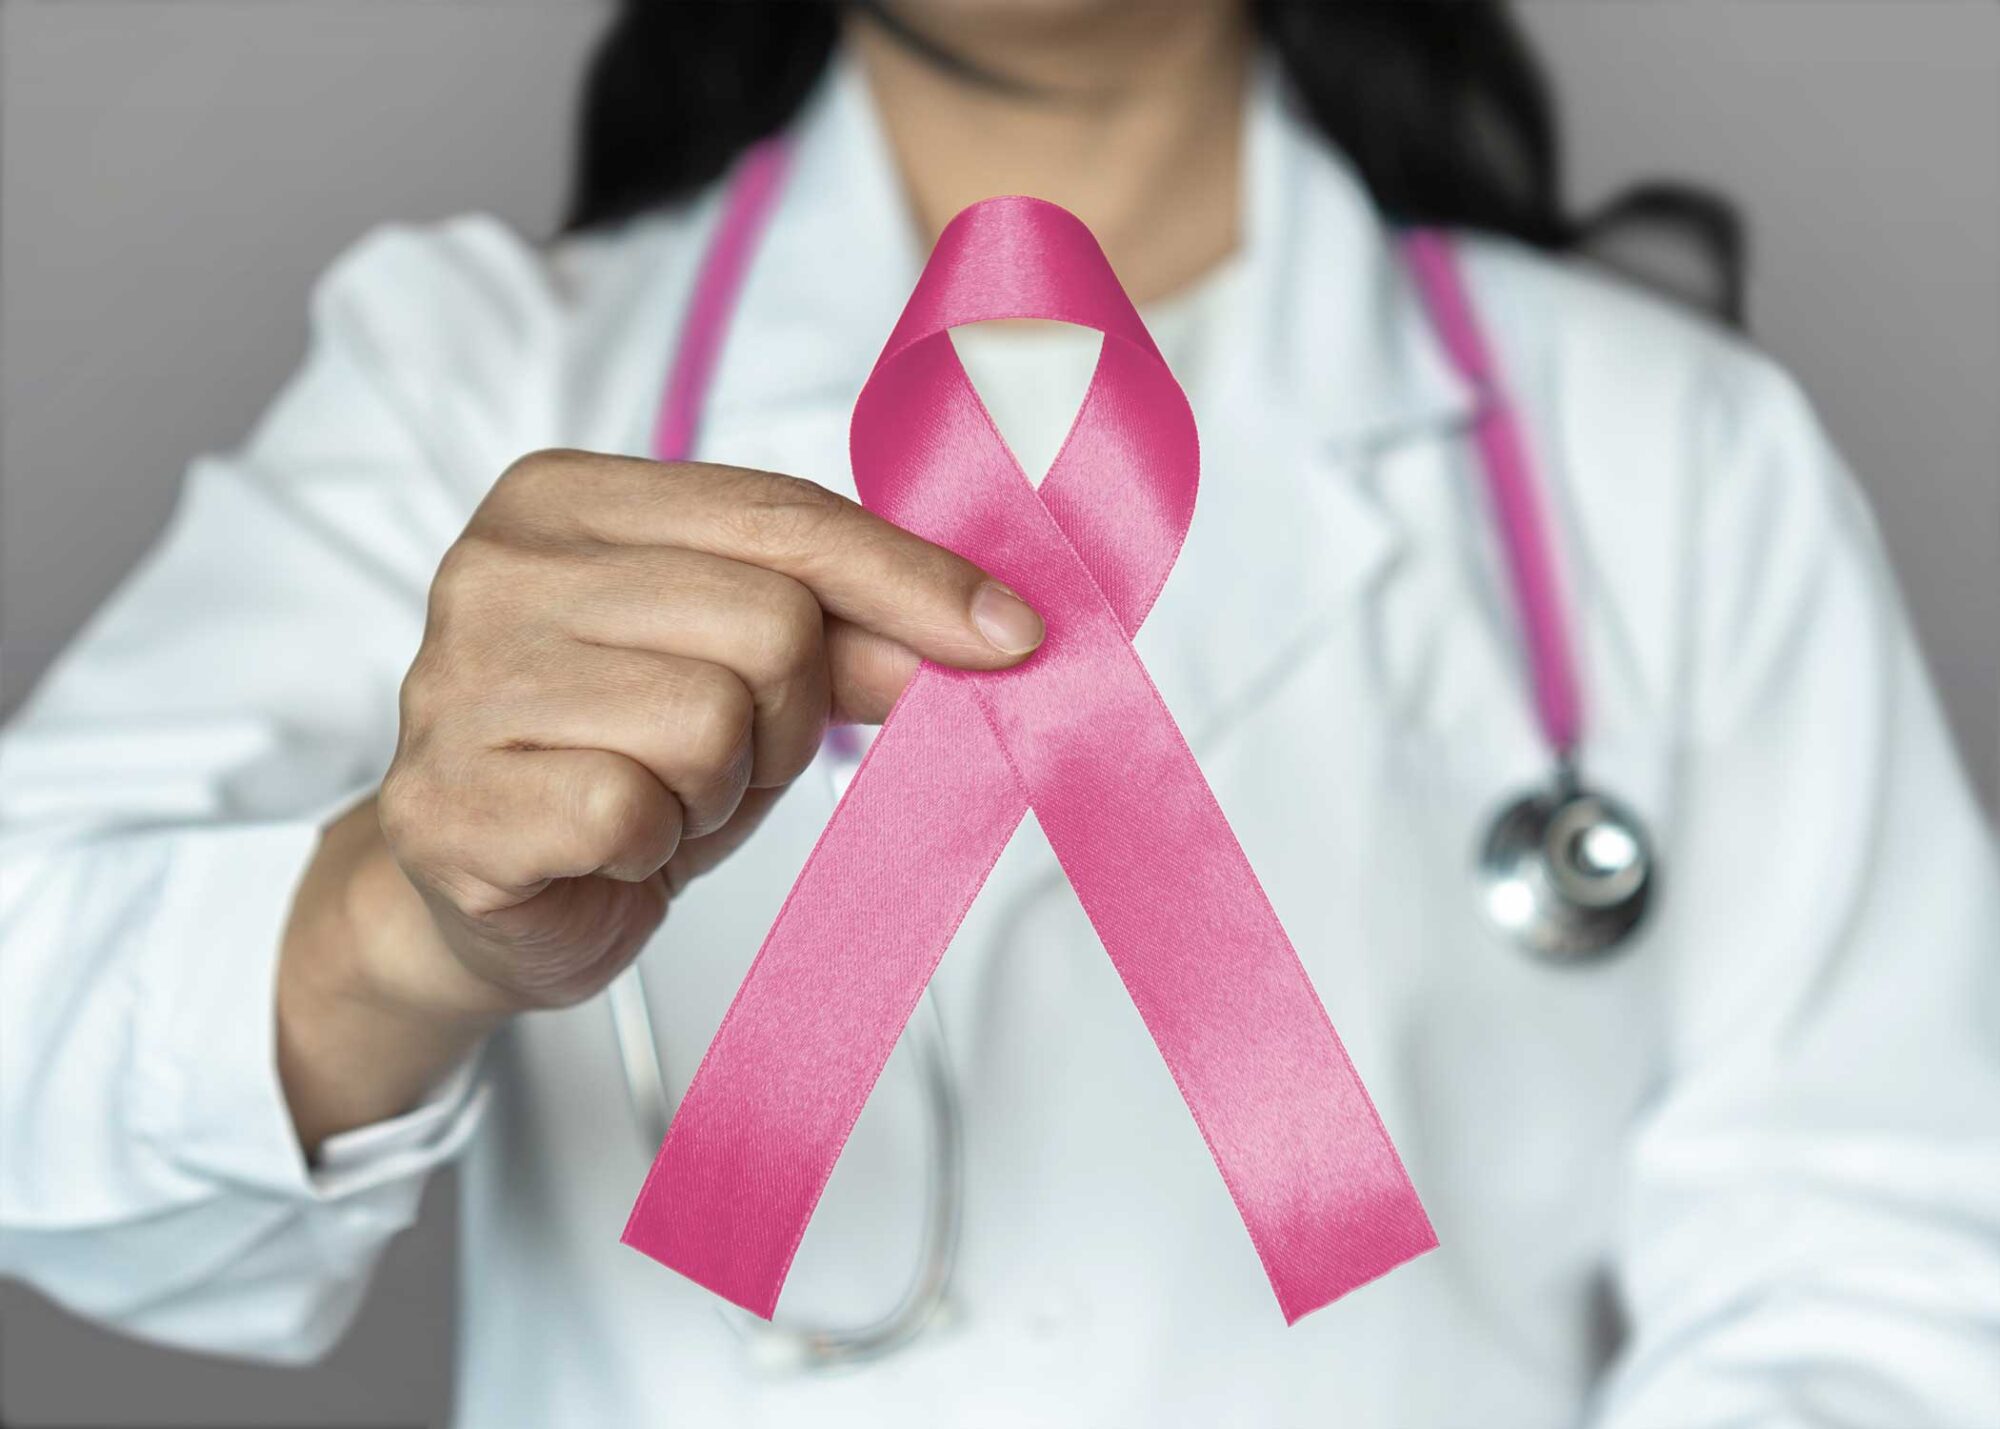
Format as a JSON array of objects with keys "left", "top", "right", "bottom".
[
  {"left": 314, "top": 1053, "right": 487, "bottom": 1194},
  {"left": 132, "top": 816, "right": 488, "bottom": 1207}
]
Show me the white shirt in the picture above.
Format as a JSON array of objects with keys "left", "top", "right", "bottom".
[{"left": 4, "top": 57, "right": 1998, "bottom": 1428}]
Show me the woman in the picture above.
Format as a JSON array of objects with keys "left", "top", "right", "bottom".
[{"left": 3, "top": 2, "right": 1996, "bottom": 1424}]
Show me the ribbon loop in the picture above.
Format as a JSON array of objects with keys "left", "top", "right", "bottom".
[
  {"left": 625, "top": 196, "right": 1434, "bottom": 1325},
  {"left": 880, "top": 196, "right": 1162, "bottom": 364},
  {"left": 862, "top": 199, "right": 1195, "bottom": 632}
]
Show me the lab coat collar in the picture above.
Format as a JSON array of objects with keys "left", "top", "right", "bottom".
[
  {"left": 699, "top": 57, "right": 923, "bottom": 432},
  {"left": 702, "top": 51, "right": 1478, "bottom": 451},
  {"left": 1227, "top": 61, "right": 1481, "bottom": 450}
]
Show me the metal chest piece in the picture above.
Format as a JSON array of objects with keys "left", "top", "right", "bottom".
[{"left": 1477, "top": 765, "right": 1653, "bottom": 963}]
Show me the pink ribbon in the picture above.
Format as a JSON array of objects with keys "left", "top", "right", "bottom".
[{"left": 624, "top": 195, "right": 1434, "bottom": 1324}]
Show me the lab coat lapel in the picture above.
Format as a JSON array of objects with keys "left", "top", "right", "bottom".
[
  {"left": 691, "top": 60, "right": 921, "bottom": 495},
  {"left": 1136, "top": 71, "right": 1478, "bottom": 750}
]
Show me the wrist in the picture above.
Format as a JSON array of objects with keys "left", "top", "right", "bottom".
[
  {"left": 295, "top": 797, "right": 515, "bottom": 1027},
  {"left": 278, "top": 798, "right": 504, "bottom": 1153}
]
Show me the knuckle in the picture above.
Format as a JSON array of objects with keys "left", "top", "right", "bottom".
[
  {"left": 744, "top": 578, "right": 824, "bottom": 681},
  {"left": 428, "top": 534, "right": 564, "bottom": 648},
  {"left": 494, "top": 447, "right": 578, "bottom": 504},
  {"left": 577, "top": 769, "right": 651, "bottom": 845},
  {"left": 759, "top": 470, "right": 846, "bottom": 512},
  {"left": 729, "top": 473, "right": 849, "bottom": 556},
  {"left": 675, "top": 667, "right": 755, "bottom": 771},
  {"left": 427, "top": 534, "right": 507, "bottom": 629},
  {"left": 396, "top": 636, "right": 481, "bottom": 737},
  {"left": 375, "top": 768, "right": 417, "bottom": 845},
  {"left": 395, "top": 656, "right": 446, "bottom": 736},
  {"left": 377, "top": 764, "right": 444, "bottom": 866},
  {"left": 654, "top": 459, "right": 705, "bottom": 485},
  {"left": 573, "top": 767, "right": 676, "bottom": 868}
]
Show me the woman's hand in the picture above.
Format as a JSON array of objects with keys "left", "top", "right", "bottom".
[{"left": 277, "top": 450, "right": 1041, "bottom": 1150}]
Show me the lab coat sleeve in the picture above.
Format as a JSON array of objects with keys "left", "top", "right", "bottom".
[
  {"left": 0, "top": 217, "right": 553, "bottom": 1362},
  {"left": 1589, "top": 354, "right": 2000, "bottom": 1425}
]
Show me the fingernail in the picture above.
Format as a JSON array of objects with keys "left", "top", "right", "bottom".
[{"left": 971, "top": 582, "right": 1045, "bottom": 655}]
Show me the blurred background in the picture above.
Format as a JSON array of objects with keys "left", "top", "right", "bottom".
[{"left": 1, "top": 1, "right": 1994, "bottom": 1424}]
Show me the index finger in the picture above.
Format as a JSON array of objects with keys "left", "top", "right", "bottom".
[{"left": 519, "top": 451, "right": 1045, "bottom": 670}]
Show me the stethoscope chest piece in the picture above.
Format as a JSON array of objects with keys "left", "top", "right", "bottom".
[{"left": 1476, "top": 772, "right": 1653, "bottom": 963}]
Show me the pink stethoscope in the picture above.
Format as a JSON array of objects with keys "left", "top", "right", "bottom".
[{"left": 608, "top": 135, "right": 1654, "bottom": 1370}]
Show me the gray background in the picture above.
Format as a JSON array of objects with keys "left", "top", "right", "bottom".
[{"left": 2, "top": 2, "right": 1994, "bottom": 1424}]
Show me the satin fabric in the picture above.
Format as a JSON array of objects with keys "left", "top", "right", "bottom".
[{"left": 623, "top": 195, "right": 1434, "bottom": 1324}]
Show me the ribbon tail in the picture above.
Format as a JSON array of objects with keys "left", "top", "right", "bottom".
[
  {"left": 963, "top": 652, "right": 1438, "bottom": 1322},
  {"left": 622, "top": 671, "right": 1025, "bottom": 1318}
]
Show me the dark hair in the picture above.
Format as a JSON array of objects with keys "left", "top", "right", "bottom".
[{"left": 565, "top": 1, "right": 1745, "bottom": 324}]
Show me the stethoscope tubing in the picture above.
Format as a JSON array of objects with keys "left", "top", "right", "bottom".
[{"left": 1399, "top": 229, "right": 1583, "bottom": 761}]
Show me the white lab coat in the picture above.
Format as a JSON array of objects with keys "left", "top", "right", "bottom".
[{"left": 3, "top": 57, "right": 1997, "bottom": 1429}]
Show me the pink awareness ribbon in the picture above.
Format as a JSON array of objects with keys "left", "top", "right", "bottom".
[{"left": 623, "top": 195, "right": 1435, "bottom": 1324}]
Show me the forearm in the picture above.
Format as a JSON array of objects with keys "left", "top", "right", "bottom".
[{"left": 277, "top": 798, "right": 505, "bottom": 1155}]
